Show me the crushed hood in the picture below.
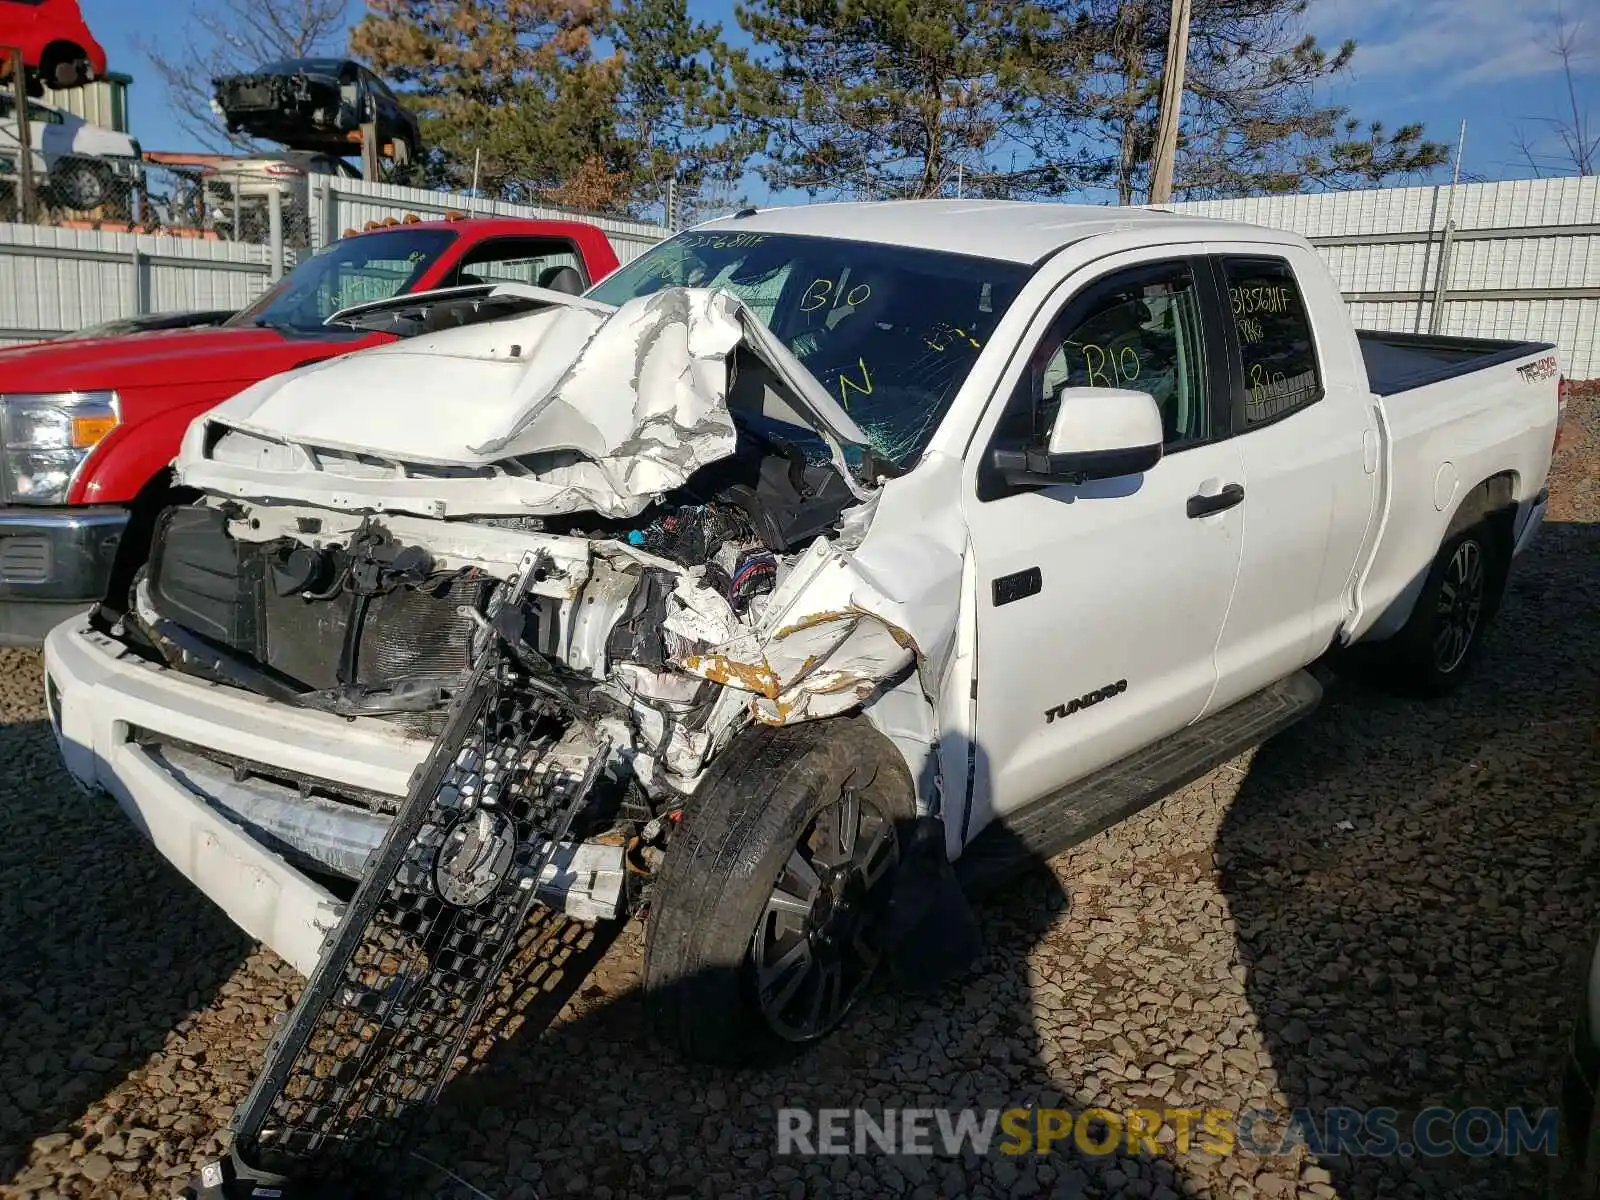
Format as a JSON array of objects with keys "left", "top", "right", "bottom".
[{"left": 181, "top": 287, "right": 873, "bottom": 519}]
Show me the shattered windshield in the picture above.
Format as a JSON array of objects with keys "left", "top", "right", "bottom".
[
  {"left": 587, "top": 231, "right": 1029, "bottom": 466},
  {"left": 229, "top": 227, "right": 456, "bottom": 334}
]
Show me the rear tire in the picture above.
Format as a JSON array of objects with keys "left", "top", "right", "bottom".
[
  {"left": 1363, "top": 522, "right": 1506, "bottom": 696},
  {"left": 643, "top": 717, "right": 915, "bottom": 1065},
  {"left": 51, "top": 58, "right": 89, "bottom": 88},
  {"left": 50, "top": 158, "right": 110, "bottom": 210}
]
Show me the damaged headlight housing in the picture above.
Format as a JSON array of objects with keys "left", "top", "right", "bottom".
[{"left": 0, "top": 392, "right": 120, "bottom": 504}]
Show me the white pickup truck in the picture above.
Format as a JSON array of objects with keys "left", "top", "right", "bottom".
[{"left": 44, "top": 201, "right": 1564, "bottom": 1073}]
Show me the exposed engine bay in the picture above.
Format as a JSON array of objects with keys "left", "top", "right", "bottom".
[
  {"left": 111, "top": 286, "right": 964, "bottom": 814},
  {"left": 127, "top": 421, "right": 870, "bottom": 784}
]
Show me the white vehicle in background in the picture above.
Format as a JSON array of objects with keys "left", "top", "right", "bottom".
[
  {"left": 0, "top": 92, "right": 140, "bottom": 209},
  {"left": 200, "top": 149, "right": 358, "bottom": 243},
  {"left": 44, "top": 201, "right": 1565, "bottom": 1075}
]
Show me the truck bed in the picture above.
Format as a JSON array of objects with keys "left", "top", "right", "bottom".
[
  {"left": 1358, "top": 330, "right": 1554, "bottom": 397},
  {"left": 1352, "top": 334, "right": 1560, "bottom": 645}
]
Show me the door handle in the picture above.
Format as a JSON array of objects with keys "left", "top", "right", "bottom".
[
  {"left": 992, "top": 566, "right": 1042, "bottom": 606},
  {"left": 1187, "top": 482, "right": 1245, "bottom": 518}
]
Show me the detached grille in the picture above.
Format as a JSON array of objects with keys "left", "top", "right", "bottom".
[{"left": 232, "top": 610, "right": 609, "bottom": 1185}]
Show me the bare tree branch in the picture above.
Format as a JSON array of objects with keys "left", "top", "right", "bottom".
[
  {"left": 135, "top": 0, "right": 351, "bottom": 151},
  {"left": 1509, "top": 7, "right": 1597, "bottom": 177}
]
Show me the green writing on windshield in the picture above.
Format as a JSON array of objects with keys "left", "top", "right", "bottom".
[
  {"left": 837, "top": 358, "right": 874, "bottom": 409},
  {"left": 1082, "top": 343, "right": 1142, "bottom": 388}
]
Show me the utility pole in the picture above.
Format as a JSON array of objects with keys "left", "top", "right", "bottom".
[
  {"left": 5, "top": 47, "right": 35, "bottom": 222},
  {"left": 1427, "top": 121, "right": 1468, "bottom": 336},
  {"left": 1148, "top": 0, "right": 1191, "bottom": 205},
  {"left": 360, "top": 120, "right": 381, "bottom": 183}
]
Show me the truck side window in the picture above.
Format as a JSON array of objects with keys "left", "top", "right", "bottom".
[
  {"left": 451, "top": 238, "right": 587, "bottom": 290},
  {"left": 995, "top": 260, "right": 1210, "bottom": 451},
  {"left": 1223, "top": 257, "right": 1324, "bottom": 425}
]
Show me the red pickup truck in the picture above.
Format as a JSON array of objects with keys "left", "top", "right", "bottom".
[
  {"left": 0, "top": 0, "right": 106, "bottom": 89},
  {"left": 0, "top": 216, "right": 621, "bottom": 645}
]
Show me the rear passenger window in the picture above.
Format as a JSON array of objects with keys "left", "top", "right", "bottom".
[{"left": 1223, "top": 258, "right": 1323, "bottom": 425}]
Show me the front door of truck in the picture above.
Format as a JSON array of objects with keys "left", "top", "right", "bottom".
[{"left": 960, "top": 248, "right": 1244, "bottom": 834}]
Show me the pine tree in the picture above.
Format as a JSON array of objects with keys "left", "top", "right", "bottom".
[
  {"left": 612, "top": 0, "right": 759, "bottom": 224},
  {"left": 352, "top": 0, "right": 628, "bottom": 209},
  {"left": 733, "top": 0, "right": 1054, "bottom": 200},
  {"left": 1019, "top": 0, "right": 1450, "bottom": 203}
]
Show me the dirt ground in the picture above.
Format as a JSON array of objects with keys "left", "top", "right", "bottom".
[{"left": 1, "top": 392, "right": 1596, "bottom": 1200}]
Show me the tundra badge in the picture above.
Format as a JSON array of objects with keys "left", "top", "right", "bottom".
[{"left": 1045, "top": 679, "right": 1128, "bottom": 723}]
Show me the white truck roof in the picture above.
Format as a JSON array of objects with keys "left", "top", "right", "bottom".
[{"left": 694, "top": 198, "right": 1308, "bottom": 265}]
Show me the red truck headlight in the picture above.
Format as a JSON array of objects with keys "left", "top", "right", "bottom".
[{"left": 0, "top": 391, "right": 120, "bottom": 504}]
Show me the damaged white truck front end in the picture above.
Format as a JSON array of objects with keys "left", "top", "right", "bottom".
[
  {"left": 169, "top": 284, "right": 964, "bottom": 786},
  {"left": 45, "top": 282, "right": 971, "bottom": 989}
]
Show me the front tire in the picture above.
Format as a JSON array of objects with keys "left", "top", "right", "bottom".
[{"left": 643, "top": 717, "right": 914, "bottom": 1065}]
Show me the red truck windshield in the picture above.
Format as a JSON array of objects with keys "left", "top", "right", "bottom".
[{"left": 229, "top": 227, "right": 458, "bottom": 334}]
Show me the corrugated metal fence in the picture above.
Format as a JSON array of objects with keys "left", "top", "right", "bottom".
[
  {"left": 6, "top": 173, "right": 1593, "bottom": 376},
  {"left": 0, "top": 224, "right": 278, "bottom": 345},
  {"left": 1159, "top": 176, "right": 1600, "bottom": 378}
]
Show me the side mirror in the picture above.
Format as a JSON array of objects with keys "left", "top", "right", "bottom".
[{"left": 991, "top": 386, "right": 1164, "bottom": 488}]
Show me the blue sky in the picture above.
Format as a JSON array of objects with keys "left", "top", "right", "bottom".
[{"left": 81, "top": 0, "right": 1598, "bottom": 195}]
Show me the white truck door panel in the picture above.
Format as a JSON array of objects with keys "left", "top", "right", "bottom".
[
  {"left": 965, "top": 445, "right": 1244, "bottom": 818},
  {"left": 958, "top": 250, "right": 1245, "bottom": 825},
  {"left": 1210, "top": 405, "right": 1371, "bottom": 703},
  {"left": 1205, "top": 249, "right": 1381, "bottom": 711}
]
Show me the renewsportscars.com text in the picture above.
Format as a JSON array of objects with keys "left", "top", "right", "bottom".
[{"left": 776, "top": 1105, "right": 1560, "bottom": 1159}]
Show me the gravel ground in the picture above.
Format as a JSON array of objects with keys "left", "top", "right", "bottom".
[{"left": 2, "top": 394, "right": 1597, "bottom": 1200}]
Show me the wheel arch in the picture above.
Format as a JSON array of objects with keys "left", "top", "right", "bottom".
[
  {"left": 858, "top": 674, "right": 945, "bottom": 818},
  {"left": 1444, "top": 469, "right": 1519, "bottom": 544},
  {"left": 1361, "top": 470, "right": 1520, "bottom": 644},
  {"left": 1444, "top": 471, "right": 1519, "bottom": 605},
  {"left": 38, "top": 40, "right": 90, "bottom": 78}
]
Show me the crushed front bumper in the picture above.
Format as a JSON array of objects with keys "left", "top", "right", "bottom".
[
  {"left": 0, "top": 506, "right": 126, "bottom": 647},
  {"left": 42, "top": 620, "right": 626, "bottom": 976}
]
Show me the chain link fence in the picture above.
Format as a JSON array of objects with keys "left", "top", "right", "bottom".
[{"left": 0, "top": 150, "right": 312, "bottom": 246}]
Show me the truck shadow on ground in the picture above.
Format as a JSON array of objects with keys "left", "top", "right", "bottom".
[
  {"left": 409, "top": 828, "right": 1193, "bottom": 1200},
  {"left": 1217, "top": 518, "right": 1600, "bottom": 1200},
  {"left": 8, "top": 516, "right": 1593, "bottom": 1197},
  {"left": 0, "top": 715, "right": 253, "bottom": 1184}
]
